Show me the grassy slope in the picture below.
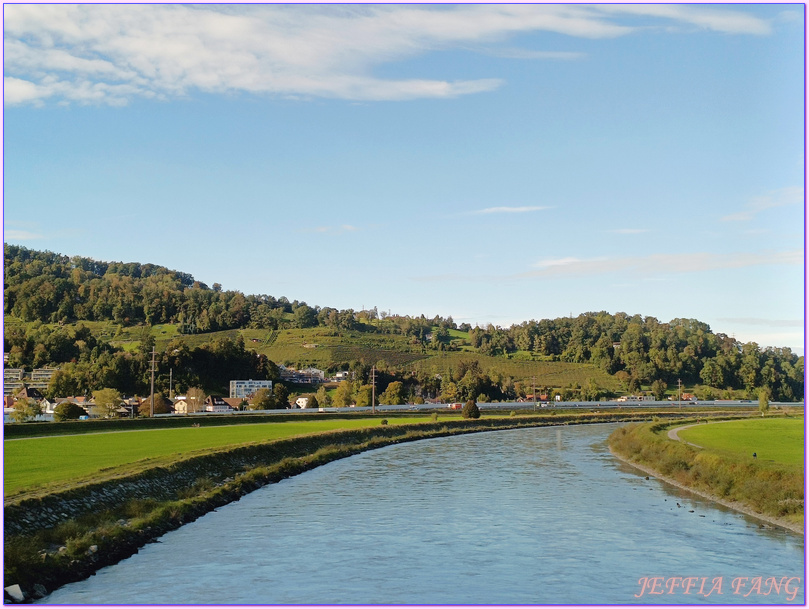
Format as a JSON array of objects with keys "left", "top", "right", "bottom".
[
  {"left": 407, "top": 351, "right": 620, "bottom": 391},
  {"left": 7, "top": 316, "right": 619, "bottom": 389},
  {"left": 4, "top": 417, "right": 436, "bottom": 497},
  {"left": 677, "top": 418, "right": 804, "bottom": 465}
]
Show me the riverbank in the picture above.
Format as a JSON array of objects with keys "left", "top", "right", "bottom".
[
  {"left": 608, "top": 418, "right": 804, "bottom": 537},
  {"left": 3, "top": 410, "right": 751, "bottom": 602},
  {"left": 609, "top": 447, "right": 803, "bottom": 535}
]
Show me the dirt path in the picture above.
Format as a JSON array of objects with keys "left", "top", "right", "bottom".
[{"left": 666, "top": 419, "right": 745, "bottom": 447}]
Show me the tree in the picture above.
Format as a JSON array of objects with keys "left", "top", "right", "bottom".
[
  {"left": 354, "top": 384, "right": 373, "bottom": 407},
  {"left": 379, "top": 381, "right": 405, "bottom": 405},
  {"left": 315, "top": 385, "right": 331, "bottom": 407},
  {"left": 138, "top": 393, "right": 172, "bottom": 416},
  {"left": 92, "top": 388, "right": 123, "bottom": 418},
  {"left": 332, "top": 380, "right": 354, "bottom": 407},
  {"left": 46, "top": 369, "right": 82, "bottom": 400},
  {"left": 10, "top": 398, "right": 42, "bottom": 423},
  {"left": 650, "top": 380, "right": 668, "bottom": 401},
  {"left": 251, "top": 387, "right": 274, "bottom": 410},
  {"left": 462, "top": 399, "right": 480, "bottom": 419},
  {"left": 53, "top": 401, "right": 88, "bottom": 421},
  {"left": 273, "top": 383, "right": 290, "bottom": 409},
  {"left": 759, "top": 388, "right": 770, "bottom": 416},
  {"left": 186, "top": 387, "right": 207, "bottom": 413},
  {"left": 293, "top": 305, "right": 317, "bottom": 328},
  {"left": 305, "top": 394, "right": 319, "bottom": 409},
  {"left": 440, "top": 380, "right": 459, "bottom": 403}
]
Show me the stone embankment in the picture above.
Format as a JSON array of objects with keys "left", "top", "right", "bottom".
[{"left": 4, "top": 412, "right": 696, "bottom": 602}]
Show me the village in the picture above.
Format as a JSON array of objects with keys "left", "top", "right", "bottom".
[{"left": 2, "top": 364, "right": 351, "bottom": 422}]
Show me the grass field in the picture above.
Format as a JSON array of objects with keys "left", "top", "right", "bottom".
[
  {"left": 3, "top": 417, "right": 435, "bottom": 497},
  {"left": 677, "top": 418, "right": 804, "bottom": 465}
]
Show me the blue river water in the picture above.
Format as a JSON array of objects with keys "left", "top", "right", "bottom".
[{"left": 41, "top": 422, "right": 804, "bottom": 605}]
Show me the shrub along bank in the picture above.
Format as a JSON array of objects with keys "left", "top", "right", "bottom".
[
  {"left": 608, "top": 416, "right": 804, "bottom": 533},
  {"left": 4, "top": 409, "right": 746, "bottom": 602}
]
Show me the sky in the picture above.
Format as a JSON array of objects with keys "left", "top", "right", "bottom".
[{"left": 3, "top": 3, "right": 805, "bottom": 354}]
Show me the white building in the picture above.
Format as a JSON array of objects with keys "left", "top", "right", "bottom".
[
  {"left": 205, "top": 396, "right": 232, "bottom": 413},
  {"left": 229, "top": 379, "right": 273, "bottom": 399}
]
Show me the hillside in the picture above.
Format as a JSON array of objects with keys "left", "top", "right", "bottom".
[{"left": 4, "top": 244, "right": 803, "bottom": 403}]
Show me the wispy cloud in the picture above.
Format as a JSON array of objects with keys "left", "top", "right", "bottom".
[
  {"left": 305, "top": 224, "right": 360, "bottom": 235},
  {"left": 594, "top": 5, "right": 772, "bottom": 35},
  {"left": 521, "top": 249, "right": 802, "bottom": 278},
  {"left": 609, "top": 228, "right": 650, "bottom": 235},
  {"left": 721, "top": 187, "right": 804, "bottom": 222},
  {"left": 4, "top": 4, "right": 772, "bottom": 106},
  {"left": 4, "top": 229, "right": 45, "bottom": 240},
  {"left": 718, "top": 317, "right": 804, "bottom": 328},
  {"left": 471, "top": 206, "right": 551, "bottom": 215},
  {"left": 485, "top": 48, "right": 586, "bottom": 61}
]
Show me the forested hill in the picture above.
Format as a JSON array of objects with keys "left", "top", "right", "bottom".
[{"left": 3, "top": 244, "right": 804, "bottom": 402}]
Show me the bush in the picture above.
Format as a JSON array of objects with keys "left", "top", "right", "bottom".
[
  {"left": 54, "top": 402, "right": 88, "bottom": 422},
  {"left": 380, "top": 419, "right": 388, "bottom": 426},
  {"left": 462, "top": 399, "right": 480, "bottom": 419}
]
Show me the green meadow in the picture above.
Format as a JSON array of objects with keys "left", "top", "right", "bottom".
[
  {"left": 4, "top": 417, "right": 433, "bottom": 497},
  {"left": 677, "top": 418, "right": 804, "bottom": 465}
]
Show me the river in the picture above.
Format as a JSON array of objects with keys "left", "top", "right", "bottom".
[{"left": 40, "top": 423, "right": 804, "bottom": 604}]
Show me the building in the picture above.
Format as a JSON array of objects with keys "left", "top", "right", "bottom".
[
  {"left": 204, "top": 396, "right": 232, "bottom": 413},
  {"left": 223, "top": 398, "right": 245, "bottom": 410},
  {"left": 173, "top": 396, "right": 190, "bottom": 414},
  {"left": 229, "top": 379, "right": 273, "bottom": 399},
  {"left": 31, "top": 368, "right": 57, "bottom": 383},
  {"left": 3, "top": 367, "right": 58, "bottom": 396},
  {"left": 278, "top": 365, "right": 325, "bottom": 385},
  {"left": 3, "top": 369, "right": 25, "bottom": 396},
  {"left": 15, "top": 387, "right": 44, "bottom": 402}
]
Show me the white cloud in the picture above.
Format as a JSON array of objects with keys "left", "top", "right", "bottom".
[
  {"left": 3, "top": 4, "right": 773, "bottom": 106},
  {"left": 721, "top": 187, "right": 804, "bottom": 222},
  {"left": 521, "top": 249, "right": 802, "bottom": 278},
  {"left": 5, "top": 229, "right": 45, "bottom": 240},
  {"left": 3, "top": 77, "right": 52, "bottom": 105},
  {"left": 472, "top": 206, "right": 551, "bottom": 215}
]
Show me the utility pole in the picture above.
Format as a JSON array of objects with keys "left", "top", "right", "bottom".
[
  {"left": 150, "top": 348, "right": 156, "bottom": 417},
  {"left": 371, "top": 365, "right": 376, "bottom": 415},
  {"left": 677, "top": 378, "right": 682, "bottom": 409},
  {"left": 169, "top": 368, "right": 173, "bottom": 400},
  {"left": 533, "top": 375, "right": 537, "bottom": 412}
]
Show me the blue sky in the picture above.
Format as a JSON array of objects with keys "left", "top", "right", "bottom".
[{"left": 3, "top": 3, "right": 805, "bottom": 353}]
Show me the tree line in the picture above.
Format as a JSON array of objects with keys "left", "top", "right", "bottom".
[{"left": 4, "top": 244, "right": 804, "bottom": 402}]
